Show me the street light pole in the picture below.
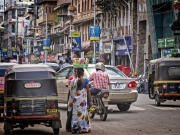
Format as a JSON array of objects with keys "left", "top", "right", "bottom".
[
  {"left": 93, "top": 0, "right": 96, "bottom": 63},
  {"left": 45, "top": 12, "right": 47, "bottom": 63}
]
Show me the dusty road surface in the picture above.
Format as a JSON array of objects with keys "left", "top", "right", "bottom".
[{"left": 0, "top": 94, "right": 180, "bottom": 135}]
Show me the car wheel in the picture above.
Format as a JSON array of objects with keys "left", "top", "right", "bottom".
[
  {"left": 53, "top": 128, "right": 59, "bottom": 134},
  {"left": 117, "top": 104, "right": 130, "bottom": 111},
  {"left": 4, "top": 130, "right": 10, "bottom": 135},
  {"left": 155, "top": 95, "right": 161, "bottom": 106}
]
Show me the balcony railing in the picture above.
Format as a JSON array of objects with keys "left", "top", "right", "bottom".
[
  {"left": 38, "top": 14, "right": 55, "bottom": 24},
  {"left": 57, "top": 0, "right": 71, "bottom": 6}
]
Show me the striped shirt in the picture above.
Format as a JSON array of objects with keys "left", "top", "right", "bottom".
[{"left": 89, "top": 70, "right": 110, "bottom": 90}]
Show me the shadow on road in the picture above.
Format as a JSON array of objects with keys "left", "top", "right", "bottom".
[
  {"left": 149, "top": 104, "right": 180, "bottom": 108},
  {"left": 109, "top": 110, "right": 138, "bottom": 114},
  {"left": 11, "top": 129, "right": 53, "bottom": 135}
]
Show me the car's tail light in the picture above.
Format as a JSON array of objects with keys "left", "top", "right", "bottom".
[
  {"left": 103, "top": 92, "right": 109, "bottom": 98},
  {"left": 50, "top": 102, "right": 55, "bottom": 109},
  {"left": 12, "top": 103, "right": 16, "bottom": 109},
  {"left": 128, "top": 81, "right": 137, "bottom": 88},
  {"left": 163, "top": 84, "right": 167, "bottom": 90}
]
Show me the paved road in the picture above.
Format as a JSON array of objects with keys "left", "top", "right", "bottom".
[{"left": 0, "top": 94, "right": 180, "bottom": 135}]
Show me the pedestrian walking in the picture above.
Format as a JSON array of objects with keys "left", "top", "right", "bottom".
[
  {"left": 60, "top": 58, "right": 70, "bottom": 69},
  {"left": 66, "top": 68, "right": 77, "bottom": 132},
  {"left": 144, "top": 59, "right": 149, "bottom": 94},
  {"left": 67, "top": 68, "right": 92, "bottom": 133}
]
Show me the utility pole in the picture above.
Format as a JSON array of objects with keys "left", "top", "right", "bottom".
[
  {"left": 110, "top": 0, "right": 115, "bottom": 66},
  {"left": 93, "top": 0, "right": 96, "bottom": 63}
]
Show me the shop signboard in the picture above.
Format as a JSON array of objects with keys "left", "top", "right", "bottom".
[
  {"left": 95, "top": 43, "right": 99, "bottom": 53},
  {"left": 90, "top": 26, "right": 100, "bottom": 41},
  {"left": 104, "top": 43, "right": 111, "bottom": 54},
  {"left": 158, "top": 38, "right": 175, "bottom": 48},
  {"left": 116, "top": 36, "right": 132, "bottom": 55},
  {"left": 72, "top": 31, "right": 81, "bottom": 52},
  {"left": 43, "top": 39, "right": 51, "bottom": 50}
]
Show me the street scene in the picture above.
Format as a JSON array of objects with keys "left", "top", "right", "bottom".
[
  {"left": 0, "top": 94, "right": 180, "bottom": 135},
  {"left": 0, "top": 0, "right": 179, "bottom": 135}
]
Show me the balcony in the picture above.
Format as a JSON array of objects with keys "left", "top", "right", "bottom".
[
  {"left": 38, "top": 14, "right": 55, "bottom": 25},
  {"left": 57, "top": 0, "right": 71, "bottom": 6}
]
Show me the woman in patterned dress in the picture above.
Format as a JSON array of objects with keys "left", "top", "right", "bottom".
[
  {"left": 68, "top": 68, "right": 93, "bottom": 134},
  {"left": 66, "top": 68, "right": 77, "bottom": 132}
]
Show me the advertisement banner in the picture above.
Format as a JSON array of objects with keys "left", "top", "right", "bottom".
[
  {"left": 43, "top": 39, "right": 51, "bottom": 50},
  {"left": 3, "top": 48, "right": 8, "bottom": 58},
  {"left": 90, "top": 26, "right": 100, "bottom": 41},
  {"left": 72, "top": 31, "right": 82, "bottom": 52},
  {"left": 116, "top": 36, "right": 132, "bottom": 56}
]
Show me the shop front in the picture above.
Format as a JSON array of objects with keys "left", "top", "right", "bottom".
[
  {"left": 158, "top": 37, "right": 179, "bottom": 58},
  {"left": 114, "top": 36, "right": 132, "bottom": 67}
]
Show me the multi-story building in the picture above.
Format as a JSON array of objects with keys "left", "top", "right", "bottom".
[
  {"left": 50, "top": 0, "right": 71, "bottom": 60},
  {"left": 146, "top": 0, "right": 179, "bottom": 60},
  {"left": 2, "top": 0, "right": 33, "bottom": 61},
  {"left": 35, "top": 0, "right": 57, "bottom": 62}
]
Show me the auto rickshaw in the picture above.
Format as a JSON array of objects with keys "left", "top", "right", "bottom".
[
  {"left": 0, "top": 63, "right": 16, "bottom": 117},
  {"left": 3, "top": 64, "right": 61, "bottom": 135},
  {"left": 148, "top": 58, "right": 180, "bottom": 106}
]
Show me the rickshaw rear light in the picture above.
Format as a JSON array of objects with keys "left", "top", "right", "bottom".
[
  {"left": 50, "top": 102, "right": 55, "bottom": 109},
  {"left": 128, "top": 81, "right": 137, "bottom": 88},
  {"left": 163, "top": 84, "right": 167, "bottom": 90},
  {"left": 12, "top": 103, "right": 16, "bottom": 109}
]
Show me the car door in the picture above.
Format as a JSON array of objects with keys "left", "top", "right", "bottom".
[{"left": 56, "top": 67, "right": 71, "bottom": 103}]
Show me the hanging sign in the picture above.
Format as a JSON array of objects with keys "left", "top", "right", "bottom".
[
  {"left": 3, "top": 48, "right": 7, "bottom": 58},
  {"left": 43, "top": 39, "right": 51, "bottom": 50},
  {"left": 72, "top": 31, "right": 82, "bottom": 52},
  {"left": 90, "top": 26, "right": 100, "bottom": 41}
]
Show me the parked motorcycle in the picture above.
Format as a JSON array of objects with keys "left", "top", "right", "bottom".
[
  {"left": 89, "top": 83, "right": 110, "bottom": 121},
  {"left": 136, "top": 75, "right": 145, "bottom": 93}
]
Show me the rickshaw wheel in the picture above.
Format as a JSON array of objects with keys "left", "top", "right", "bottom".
[
  {"left": 155, "top": 95, "right": 161, "bottom": 106},
  {"left": 53, "top": 128, "right": 59, "bottom": 134},
  {"left": 4, "top": 130, "right": 10, "bottom": 135}
]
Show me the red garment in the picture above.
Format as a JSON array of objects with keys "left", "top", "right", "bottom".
[
  {"left": 89, "top": 70, "right": 110, "bottom": 90},
  {"left": 66, "top": 76, "right": 77, "bottom": 86}
]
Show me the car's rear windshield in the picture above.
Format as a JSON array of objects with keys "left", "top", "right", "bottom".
[{"left": 87, "top": 66, "right": 127, "bottom": 78}]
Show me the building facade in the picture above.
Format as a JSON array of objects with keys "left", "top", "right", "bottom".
[{"left": 146, "top": 0, "right": 178, "bottom": 60}]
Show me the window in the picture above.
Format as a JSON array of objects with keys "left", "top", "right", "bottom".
[
  {"left": 78, "top": 4, "right": 80, "bottom": 13},
  {"left": 12, "top": 24, "right": 15, "bottom": 33},
  {"left": 56, "top": 67, "right": 71, "bottom": 79},
  {"left": 61, "top": 38, "right": 64, "bottom": 44},
  {"left": 87, "top": 67, "right": 127, "bottom": 78},
  {"left": 12, "top": 9, "right": 16, "bottom": 18}
]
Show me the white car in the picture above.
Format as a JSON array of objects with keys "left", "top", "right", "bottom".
[{"left": 56, "top": 64, "right": 138, "bottom": 111}]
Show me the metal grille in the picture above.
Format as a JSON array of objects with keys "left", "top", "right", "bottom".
[{"left": 19, "top": 100, "right": 46, "bottom": 115}]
